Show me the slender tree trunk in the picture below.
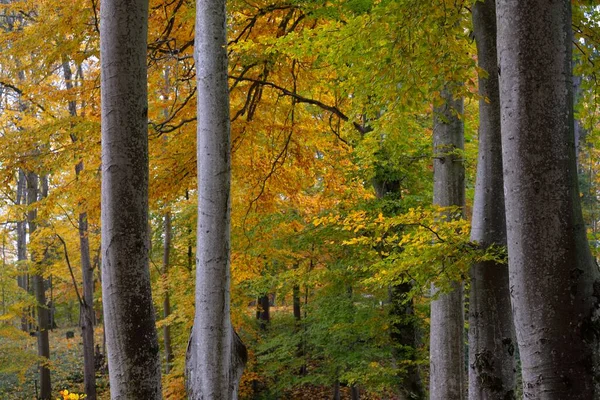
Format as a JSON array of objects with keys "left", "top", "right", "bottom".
[
  {"left": 61, "top": 58, "right": 97, "bottom": 400},
  {"left": 163, "top": 211, "right": 174, "bottom": 374},
  {"left": 78, "top": 206, "right": 96, "bottom": 399},
  {"left": 497, "top": 0, "right": 600, "bottom": 397},
  {"left": 373, "top": 178, "right": 424, "bottom": 399},
  {"left": 293, "top": 284, "right": 301, "bottom": 322},
  {"left": 333, "top": 381, "right": 341, "bottom": 400},
  {"left": 351, "top": 385, "right": 360, "bottom": 400},
  {"left": 292, "top": 282, "right": 307, "bottom": 375},
  {"left": 161, "top": 67, "right": 174, "bottom": 375},
  {"left": 390, "top": 283, "right": 424, "bottom": 400},
  {"left": 1, "top": 239, "right": 5, "bottom": 316},
  {"left": 185, "top": 1, "right": 246, "bottom": 397},
  {"left": 429, "top": 87, "right": 465, "bottom": 400},
  {"left": 257, "top": 294, "right": 270, "bottom": 330},
  {"left": 468, "top": 1, "right": 516, "bottom": 398},
  {"left": 16, "top": 169, "right": 28, "bottom": 331},
  {"left": 186, "top": 189, "right": 193, "bottom": 272},
  {"left": 100, "top": 0, "right": 162, "bottom": 397},
  {"left": 27, "top": 172, "right": 51, "bottom": 399}
]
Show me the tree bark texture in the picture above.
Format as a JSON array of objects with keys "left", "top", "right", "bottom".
[
  {"left": 497, "top": 1, "right": 600, "bottom": 397},
  {"left": 468, "top": 1, "right": 516, "bottom": 399},
  {"left": 100, "top": 0, "right": 162, "bottom": 397},
  {"left": 429, "top": 88, "right": 465, "bottom": 400},
  {"left": 62, "top": 58, "right": 97, "bottom": 400},
  {"left": 27, "top": 172, "right": 51, "bottom": 399},
  {"left": 185, "top": 0, "right": 246, "bottom": 398}
]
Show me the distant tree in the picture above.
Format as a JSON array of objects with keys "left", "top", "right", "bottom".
[
  {"left": 61, "top": 57, "right": 97, "bottom": 400},
  {"left": 28, "top": 172, "right": 51, "bottom": 399}
]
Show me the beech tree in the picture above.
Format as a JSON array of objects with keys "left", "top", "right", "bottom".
[
  {"left": 100, "top": 0, "right": 162, "bottom": 397},
  {"left": 467, "top": 0, "right": 516, "bottom": 398},
  {"left": 61, "top": 57, "right": 97, "bottom": 400},
  {"left": 28, "top": 171, "right": 51, "bottom": 399},
  {"left": 185, "top": 0, "right": 246, "bottom": 398},
  {"left": 429, "top": 87, "right": 465, "bottom": 400},
  {"left": 497, "top": 0, "right": 600, "bottom": 397}
]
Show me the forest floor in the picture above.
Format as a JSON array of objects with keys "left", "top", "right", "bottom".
[
  {"left": 1, "top": 322, "right": 383, "bottom": 399},
  {"left": 0, "top": 326, "right": 109, "bottom": 400}
]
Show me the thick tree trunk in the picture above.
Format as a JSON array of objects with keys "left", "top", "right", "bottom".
[
  {"left": 100, "top": 0, "right": 162, "bottom": 397},
  {"left": 429, "top": 88, "right": 465, "bottom": 400},
  {"left": 62, "top": 59, "right": 97, "bottom": 400},
  {"left": 163, "top": 211, "right": 174, "bottom": 374},
  {"left": 468, "top": 1, "right": 516, "bottom": 399},
  {"left": 185, "top": 0, "right": 246, "bottom": 398},
  {"left": 497, "top": 1, "right": 600, "bottom": 397},
  {"left": 27, "top": 172, "right": 51, "bottom": 399}
]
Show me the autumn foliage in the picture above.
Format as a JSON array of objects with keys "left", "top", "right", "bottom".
[{"left": 1, "top": 0, "right": 600, "bottom": 399}]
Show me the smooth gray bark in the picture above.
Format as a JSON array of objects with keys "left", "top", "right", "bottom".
[
  {"left": 497, "top": 0, "right": 600, "bottom": 397},
  {"left": 62, "top": 58, "right": 96, "bottom": 400},
  {"left": 468, "top": 1, "right": 516, "bottom": 398},
  {"left": 100, "top": 0, "right": 162, "bottom": 397},
  {"left": 185, "top": 0, "right": 246, "bottom": 397},
  {"left": 429, "top": 88, "right": 465, "bottom": 400},
  {"left": 27, "top": 172, "right": 51, "bottom": 399}
]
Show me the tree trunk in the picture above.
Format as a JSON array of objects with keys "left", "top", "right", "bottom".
[
  {"left": 292, "top": 283, "right": 307, "bottom": 376},
  {"left": 257, "top": 294, "right": 270, "bottom": 330},
  {"left": 333, "top": 381, "right": 341, "bottom": 400},
  {"left": 27, "top": 172, "right": 51, "bottom": 399},
  {"left": 100, "top": 0, "right": 162, "bottom": 397},
  {"left": 62, "top": 58, "right": 97, "bottom": 400},
  {"left": 78, "top": 201, "right": 96, "bottom": 399},
  {"left": 293, "top": 284, "right": 301, "bottom": 322},
  {"left": 16, "top": 169, "right": 28, "bottom": 332},
  {"left": 351, "top": 385, "right": 360, "bottom": 400},
  {"left": 390, "top": 283, "right": 424, "bottom": 400},
  {"left": 372, "top": 177, "right": 424, "bottom": 399},
  {"left": 160, "top": 66, "right": 174, "bottom": 376},
  {"left": 163, "top": 211, "right": 174, "bottom": 374},
  {"left": 497, "top": 0, "right": 600, "bottom": 397},
  {"left": 429, "top": 87, "right": 465, "bottom": 400},
  {"left": 185, "top": 0, "right": 246, "bottom": 398},
  {"left": 468, "top": 1, "right": 516, "bottom": 398}
]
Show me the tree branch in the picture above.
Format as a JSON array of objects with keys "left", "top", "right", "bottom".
[
  {"left": 56, "top": 234, "right": 84, "bottom": 307},
  {"left": 228, "top": 75, "right": 368, "bottom": 135}
]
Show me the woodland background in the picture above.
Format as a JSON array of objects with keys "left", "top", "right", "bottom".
[{"left": 0, "top": 0, "right": 599, "bottom": 399}]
